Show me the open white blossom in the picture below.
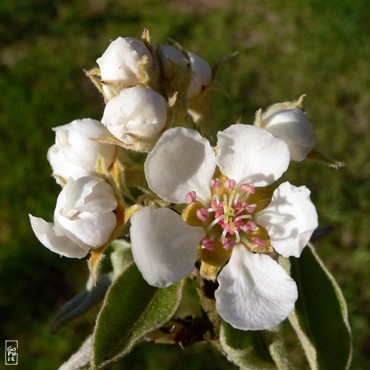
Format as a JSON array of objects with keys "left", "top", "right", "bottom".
[
  {"left": 96, "top": 37, "right": 153, "bottom": 100},
  {"left": 29, "top": 176, "right": 118, "bottom": 258},
  {"left": 47, "top": 118, "right": 116, "bottom": 185},
  {"left": 259, "top": 108, "right": 317, "bottom": 161},
  {"left": 130, "top": 125, "right": 318, "bottom": 330},
  {"left": 101, "top": 86, "right": 167, "bottom": 145}
]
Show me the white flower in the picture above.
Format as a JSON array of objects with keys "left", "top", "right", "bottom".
[
  {"left": 260, "top": 108, "right": 317, "bottom": 161},
  {"left": 29, "top": 176, "right": 118, "bottom": 258},
  {"left": 187, "top": 51, "right": 212, "bottom": 99},
  {"left": 47, "top": 119, "right": 116, "bottom": 185},
  {"left": 157, "top": 45, "right": 190, "bottom": 80},
  {"left": 96, "top": 37, "right": 153, "bottom": 99},
  {"left": 101, "top": 86, "right": 167, "bottom": 145},
  {"left": 157, "top": 45, "right": 212, "bottom": 98},
  {"left": 130, "top": 125, "right": 318, "bottom": 330}
]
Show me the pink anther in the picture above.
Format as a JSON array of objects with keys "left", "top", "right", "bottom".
[
  {"left": 210, "top": 178, "right": 221, "bottom": 188},
  {"left": 245, "top": 220, "right": 258, "bottom": 231},
  {"left": 225, "top": 178, "right": 236, "bottom": 189},
  {"left": 244, "top": 203, "right": 257, "bottom": 213},
  {"left": 240, "top": 183, "right": 256, "bottom": 194},
  {"left": 221, "top": 237, "right": 235, "bottom": 250},
  {"left": 185, "top": 191, "right": 196, "bottom": 204},
  {"left": 202, "top": 238, "right": 215, "bottom": 251},
  {"left": 251, "top": 236, "right": 266, "bottom": 247},
  {"left": 196, "top": 208, "right": 209, "bottom": 221}
]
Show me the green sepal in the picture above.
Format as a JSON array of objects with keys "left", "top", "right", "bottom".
[
  {"left": 219, "top": 322, "right": 277, "bottom": 369},
  {"left": 92, "top": 262, "right": 184, "bottom": 369},
  {"left": 110, "top": 239, "right": 133, "bottom": 279},
  {"left": 289, "top": 243, "right": 352, "bottom": 370},
  {"left": 306, "top": 148, "right": 345, "bottom": 169},
  {"left": 49, "top": 274, "right": 112, "bottom": 334}
]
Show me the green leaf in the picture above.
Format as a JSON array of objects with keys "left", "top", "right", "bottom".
[
  {"left": 59, "top": 335, "right": 92, "bottom": 370},
  {"left": 49, "top": 273, "right": 112, "bottom": 334},
  {"left": 220, "top": 322, "right": 277, "bottom": 370},
  {"left": 92, "top": 262, "right": 184, "bottom": 369},
  {"left": 261, "top": 327, "right": 295, "bottom": 370},
  {"left": 289, "top": 243, "right": 352, "bottom": 370}
]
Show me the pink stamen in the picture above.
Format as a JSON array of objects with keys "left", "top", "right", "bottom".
[
  {"left": 244, "top": 203, "right": 257, "bottom": 213},
  {"left": 221, "top": 237, "right": 235, "bottom": 250},
  {"left": 225, "top": 178, "right": 236, "bottom": 189},
  {"left": 251, "top": 236, "right": 266, "bottom": 247},
  {"left": 210, "top": 178, "right": 221, "bottom": 188},
  {"left": 245, "top": 220, "right": 258, "bottom": 231},
  {"left": 196, "top": 208, "right": 209, "bottom": 221},
  {"left": 185, "top": 191, "right": 196, "bottom": 204},
  {"left": 241, "top": 183, "right": 256, "bottom": 194},
  {"left": 201, "top": 238, "right": 215, "bottom": 251}
]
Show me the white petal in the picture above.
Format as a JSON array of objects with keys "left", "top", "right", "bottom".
[
  {"left": 262, "top": 109, "right": 317, "bottom": 161},
  {"left": 101, "top": 87, "right": 167, "bottom": 143},
  {"left": 57, "top": 211, "right": 117, "bottom": 249},
  {"left": 130, "top": 207, "right": 206, "bottom": 287},
  {"left": 187, "top": 51, "right": 212, "bottom": 98},
  {"left": 216, "top": 124, "right": 290, "bottom": 187},
  {"left": 145, "top": 127, "right": 216, "bottom": 204},
  {"left": 47, "top": 145, "right": 90, "bottom": 184},
  {"left": 29, "top": 215, "right": 89, "bottom": 258},
  {"left": 97, "top": 37, "right": 152, "bottom": 83},
  {"left": 255, "top": 181, "right": 318, "bottom": 257},
  {"left": 54, "top": 177, "right": 118, "bottom": 248},
  {"left": 215, "top": 246, "right": 297, "bottom": 330}
]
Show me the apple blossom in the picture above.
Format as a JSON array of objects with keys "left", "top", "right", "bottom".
[
  {"left": 157, "top": 45, "right": 212, "bottom": 98},
  {"left": 187, "top": 51, "right": 212, "bottom": 99},
  {"left": 258, "top": 108, "right": 317, "bottom": 161},
  {"left": 157, "top": 45, "right": 190, "bottom": 80},
  {"left": 130, "top": 125, "right": 318, "bottom": 330},
  {"left": 47, "top": 119, "right": 116, "bottom": 185},
  {"left": 29, "top": 176, "right": 118, "bottom": 258},
  {"left": 96, "top": 37, "right": 153, "bottom": 100},
  {"left": 101, "top": 86, "right": 167, "bottom": 148}
]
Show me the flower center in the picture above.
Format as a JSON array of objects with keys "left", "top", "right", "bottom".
[{"left": 185, "top": 176, "right": 268, "bottom": 253}]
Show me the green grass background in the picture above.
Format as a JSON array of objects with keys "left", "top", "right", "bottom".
[{"left": 0, "top": 0, "right": 369, "bottom": 368}]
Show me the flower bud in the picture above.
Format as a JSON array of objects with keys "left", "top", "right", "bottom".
[
  {"left": 101, "top": 86, "right": 168, "bottom": 147},
  {"left": 157, "top": 45, "right": 212, "bottom": 99},
  {"left": 260, "top": 108, "right": 317, "bottom": 161},
  {"left": 29, "top": 176, "right": 119, "bottom": 258},
  {"left": 187, "top": 51, "right": 212, "bottom": 99},
  {"left": 47, "top": 119, "right": 116, "bottom": 185},
  {"left": 96, "top": 37, "right": 153, "bottom": 99},
  {"left": 158, "top": 45, "right": 190, "bottom": 80}
]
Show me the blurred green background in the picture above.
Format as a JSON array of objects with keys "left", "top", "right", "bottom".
[{"left": 0, "top": 0, "right": 369, "bottom": 369}]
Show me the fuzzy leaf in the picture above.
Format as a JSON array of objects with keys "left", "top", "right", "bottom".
[
  {"left": 220, "top": 322, "right": 277, "bottom": 370},
  {"left": 58, "top": 335, "right": 92, "bottom": 370},
  {"left": 92, "top": 262, "right": 184, "bottom": 369},
  {"left": 289, "top": 243, "right": 352, "bottom": 370},
  {"left": 261, "top": 327, "right": 294, "bottom": 370},
  {"left": 49, "top": 274, "right": 112, "bottom": 334}
]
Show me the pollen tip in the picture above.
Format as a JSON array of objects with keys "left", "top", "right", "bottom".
[
  {"left": 221, "top": 237, "right": 235, "bottom": 250},
  {"left": 196, "top": 208, "right": 209, "bottom": 221},
  {"left": 202, "top": 238, "right": 215, "bottom": 251},
  {"left": 241, "top": 183, "right": 256, "bottom": 194},
  {"left": 251, "top": 236, "right": 266, "bottom": 247},
  {"left": 185, "top": 190, "right": 196, "bottom": 204}
]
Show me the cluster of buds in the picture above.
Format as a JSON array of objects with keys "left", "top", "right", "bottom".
[{"left": 30, "top": 29, "right": 339, "bottom": 331}]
